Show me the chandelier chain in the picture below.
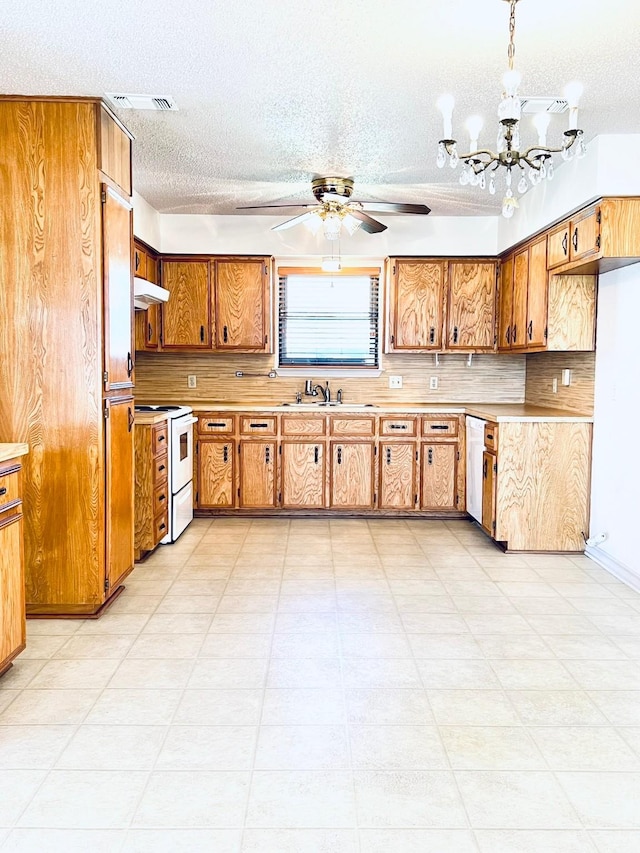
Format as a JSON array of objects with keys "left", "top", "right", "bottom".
[{"left": 507, "top": 0, "right": 517, "bottom": 69}]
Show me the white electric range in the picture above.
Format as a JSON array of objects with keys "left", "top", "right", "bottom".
[{"left": 134, "top": 404, "right": 197, "bottom": 542}]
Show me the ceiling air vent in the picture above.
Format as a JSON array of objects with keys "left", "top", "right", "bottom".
[
  {"left": 519, "top": 97, "right": 568, "bottom": 114},
  {"left": 105, "top": 93, "right": 178, "bottom": 111}
]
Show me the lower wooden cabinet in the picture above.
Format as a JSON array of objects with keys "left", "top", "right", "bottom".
[
  {"left": 482, "top": 449, "right": 497, "bottom": 536},
  {"left": 105, "top": 396, "right": 135, "bottom": 591},
  {"left": 379, "top": 442, "right": 416, "bottom": 510},
  {"left": 330, "top": 442, "right": 375, "bottom": 509},
  {"left": 281, "top": 442, "right": 325, "bottom": 508},
  {"left": 420, "top": 442, "right": 457, "bottom": 509},
  {"left": 239, "top": 440, "right": 277, "bottom": 508},
  {"left": 134, "top": 419, "right": 169, "bottom": 560},
  {"left": 0, "top": 454, "right": 27, "bottom": 677},
  {"left": 199, "top": 440, "right": 236, "bottom": 508}
]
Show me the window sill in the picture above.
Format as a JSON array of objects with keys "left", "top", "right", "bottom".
[{"left": 275, "top": 367, "right": 382, "bottom": 379}]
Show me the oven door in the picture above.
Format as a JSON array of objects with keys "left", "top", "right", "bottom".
[{"left": 170, "top": 415, "right": 197, "bottom": 494}]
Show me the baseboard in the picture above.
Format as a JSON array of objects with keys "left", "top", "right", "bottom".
[{"left": 585, "top": 545, "right": 640, "bottom": 594}]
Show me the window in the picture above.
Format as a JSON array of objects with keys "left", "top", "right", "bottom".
[{"left": 278, "top": 269, "right": 380, "bottom": 367}]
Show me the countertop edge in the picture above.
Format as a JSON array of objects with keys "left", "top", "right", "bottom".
[{"left": 0, "top": 443, "right": 29, "bottom": 463}]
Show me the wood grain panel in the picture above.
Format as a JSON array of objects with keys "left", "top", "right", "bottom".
[
  {"left": 570, "top": 207, "right": 600, "bottom": 262},
  {"left": 601, "top": 198, "right": 640, "bottom": 257},
  {"left": 330, "top": 442, "right": 374, "bottom": 508},
  {"left": 498, "top": 254, "right": 514, "bottom": 351},
  {"left": 482, "top": 450, "right": 497, "bottom": 535},
  {"left": 330, "top": 417, "right": 375, "bottom": 437},
  {"left": 546, "top": 274, "right": 596, "bottom": 351},
  {"left": 526, "top": 236, "right": 548, "bottom": 348},
  {"left": 496, "top": 421, "right": 592, "bottom": 551},
  {"left": 388, "top": 260, "right": 445, "bottom": 350},
  {"left": 134, "top": 424, "right": 155, "bottom": 554},
  {"left": 161, "top": 260, "right": 210, "bottom": 348},
  {"left": 380, "top": 417, "right": 416, "bottom": 437},
  {"left": 102, "top": 185, "right": 133, "bottom": 390},
  {"left": 447, "top": 261, "right": 497, "bottom": 350},
  {"left": 99, "top": 106, "right": 132, "bottom": 196},
  {"left": 105, "top": 396, "right": 134, "bottom": 592},
  {"left": 421, "top": 443, "right": 457, "bottom": 509},
  {"left": 512, "top": 248, "right": 529, "bottom": 349},
  {"left": 281, "top": 417, "right": 326, "bottom": 436},
  {"left": 199, "top": 440, "right": 235, "bottom": 508},
  {"left": 0, "top": 100, "right": 104, "bottom": 613},
  {"left": 198, "top": 416, "right": 235, "bottom": 434},
  {"left": 239, "top": 441, "right": 277, "bottom": 508},
  {"left": 525, "top": 352, "right": 595, "bottom": 415},
  {"left": 379, "top": 442, "right": 416, "bottom": 509},
  {"left": 214, "top": 258, "right": 269, "bottom": 350},
  {"left": 421, "top": 417, "right": 458, "bottom": 438},
  {"left": 282, "top": 442, "right": 326, "bottom": 508},
  {"left": 240, "top": 416, "right": 276, "bottom": 435}
]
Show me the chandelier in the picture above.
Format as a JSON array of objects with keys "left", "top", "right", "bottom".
[{"left": 436, "top": 0, "right": 586, "bottom": 218}]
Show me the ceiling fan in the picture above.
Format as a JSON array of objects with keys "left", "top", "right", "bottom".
[{"left": 237, "top": 177, "right": 431, "bottom": 238}]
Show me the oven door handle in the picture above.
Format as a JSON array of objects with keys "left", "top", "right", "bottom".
[{"left": 181, "top": 417, "right": 198, "bottom": 425}]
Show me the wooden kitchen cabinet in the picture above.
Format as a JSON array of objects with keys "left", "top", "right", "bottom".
[
  {"left": 239, "top": 441, "right": 277, "bottom": 508},
  {"left": 134, "top": 418, "right": 170, "bottom": 560},
  {"left": 161, "top": 259, "right": 211, "bottom": 348},
  {"left": 282, "top": 442, "right": 326, "bottom": 508},
  {"left": 213, "top": 258, "right": 272, "bottom": 352},
  {"left": 134, "top": 240, "right": 161, "bottom": 352},
  {"left": 330, "top": 442, "right": 375, "bottom": 509},
  {"left": 447, "top": 261, "right": 497, "bottom": 350},
  {"left": 548, "top": 207, "right": 600, "bottom": 269},
  {"left": 0, "top": 453, "right": 27, "bottom": 678},
  {"left": 420, "top": 443, "right": 457, "bottom": 510},
  {"left": 198, "top": 440, "right": 236, "bottom": 509},
  {"left": 0, "top": 98, "right": 135, "bottom": 616},
  {"left": 498, "top": 236, "right": 547, "bottom": 351},
  {"left": 379, "top": 442, "right": 416, "bottom": 510},
  {"left": 386, "top": 260, "right": 445, "bottom": 350},
  {"left": 481, "top": 449, "right": 497, "bottom": 536}
]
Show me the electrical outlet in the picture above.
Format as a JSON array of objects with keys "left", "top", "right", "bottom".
[
  {"left": 389, "top": 375, "right": 403, "bottom": 389},
  {"left": 429, "top": 377, "right": 438, "bottom": 390},
  {"left": 552, "top": 377, "right": 558, "bottom": 393},
  {"left": 187, "top": 374, "right": 197, "bottom": 389},
  {"left": 561, "top": 368, "right": 572, "bottom": 386}
]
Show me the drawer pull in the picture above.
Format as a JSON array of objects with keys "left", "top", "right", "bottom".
[
  {"left": 207, "top": 422, "right": 227, "bottom": 428},
  {"left": 486, "top": 433, "right": 494, "bottom": 440},
  {"left": 158, "top": 464, "right": 166, "bottom": 472},
  {"left": 158, "top": 494, "right": 166, "bottom": 502},
  {"left": 430, "top": 424, "right": 449, "bottom": 430},
  {"left": 314, "top": 446, "right": 319, "bottom": 464},
  {"left": 159, "top": 522, "right": 166, "bottom": 531},
  {"left": 389, "top": 424, "right": 407, "bottom": 430},
  {"left": 250, "top": 422, "right": 269, "bottom": 428},
  {"left": 427, "top": 448, "right": 433, "bottom": 465},
  {"left": 223, "top": 445, "right": 229, "bottom": 463},
  {"left": 483, "top": 458, "right": 488, "bottom": 478},
  {"left": 158, "top": 435, "right": 165, "bottom": 443},
  {"left": 0, "top": 487, "right": 6, "bottom": 497},
  {"left": 223, "top": 325, "right": 228, "bottom": 343},
  {"left": 337, "top": 446, "right": 342, "bottom": 465}
]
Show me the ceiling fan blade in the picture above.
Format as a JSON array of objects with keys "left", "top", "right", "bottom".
[
  {"left": 347, "top": 209, "right": 387, "bottom": 234},
  {"left": 236, "top": 203, "right": 319, "bottom": 210},
  {"left": 355, "top": 202, "right": 431, "bottom": 215},
  {"left": 271, "top": 210, "right": 320, "bottom": 231}
]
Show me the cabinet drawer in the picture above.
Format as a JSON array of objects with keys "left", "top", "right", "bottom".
[
  {"left": 421, "top": 417, "right": 458, "bottom": 437},
  {"left": 330, "top": 416, "right": 376, "bottom": 437},
  {"left": 380, "top": 417, "right": 416, "bottom": 437},
  {"left": 0, "top": 469, "right": 20, "bottom": 511},
  {"left": 240, "top": 416, "right": 277, "bottom": 435},
  {"left": 152, "top": 424, "right": 168, "bottom": 455},
  {"left": 198, "top": 415, "right": 235, "bottom": 435},
  {"left": 154, "top": 512, "right": 169, "bottom": 542},
  {"left": 281, "top": 416, "right": 326, "bottom": 436},
  {"left": 484, "top": 422, "right": 499, "bottom": 452},
  {"left": 153, "top": 453, "right": 168, "bottom": 486},
  {"left": 547, "top": 223, "right": 570, "bottom": 269},
  {"left": 153, "top": 483, "right": 169, "bottom": 516}
]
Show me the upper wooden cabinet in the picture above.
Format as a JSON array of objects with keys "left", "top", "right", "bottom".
[
  {"left": 134, "top": 241, "right": 162, "bottom": 352},
  {"left": 548, "top": 208, "right": 600, "bottom": 269},
  {"left": 102, "top": 186, "right": 134, "bottom": 390},
  {"left": 214, "top": 258, "right": 271, "bottom": 351},
  {"left": 99, "top": 105, "right": 132, "bottom": 197},
  {"left": 498, "top": 236, "right": 547, "bottom": 352},
  {"left": 386, "top": 258, "right": 497, "bottom": 353},
  {"left": 161, "top": 260, "right": 211, "bottom": 348}
]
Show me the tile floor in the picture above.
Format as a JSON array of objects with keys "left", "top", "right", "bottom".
[{"left": 1, "top": 517, "right": 640, "bottom": 851}]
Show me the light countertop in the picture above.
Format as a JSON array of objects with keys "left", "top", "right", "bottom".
[
  {"left": 0, "top": 443, "right": 29, "bottom": 463},
  {"left": 134, "top": 412, "right": 171, "bottom": 426}
]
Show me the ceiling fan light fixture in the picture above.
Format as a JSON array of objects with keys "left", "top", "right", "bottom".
[
  {"left": 322, "top": 212, "right": 342, "bottom": 241},
  {"left": 304, "top": 213, "right": 323, "bottom": 235},
  {"left": 342, "top": 213, "right": 362, "bottom": 236}
]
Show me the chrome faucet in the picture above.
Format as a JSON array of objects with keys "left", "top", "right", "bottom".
[{"left": 305, "top": 379, "right": 330, "bottom": 402}]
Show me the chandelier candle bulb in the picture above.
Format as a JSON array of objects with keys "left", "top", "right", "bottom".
[
  {"left": 532, "top": 112, "right": 551, "bottom": 146},
  {"left": 437, "top": 94, "right": 455, "bottom": 140}
]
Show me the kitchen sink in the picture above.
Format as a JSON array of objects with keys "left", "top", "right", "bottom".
[{"left": 279, "top": 402, "right": 377, "bottom": 408}]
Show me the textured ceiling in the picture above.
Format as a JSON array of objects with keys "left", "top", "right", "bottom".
[{"left": 2, "top": 0, "right": 639, "bottom": 216}]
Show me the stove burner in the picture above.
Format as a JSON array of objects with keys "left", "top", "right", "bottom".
[{"left": 135, "top": 405, "right": 182, "bottom": 412}]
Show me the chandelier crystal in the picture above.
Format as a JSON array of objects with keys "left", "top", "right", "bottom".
[{"left": 436, "top": 0, "right": 586, "bottom": 217}]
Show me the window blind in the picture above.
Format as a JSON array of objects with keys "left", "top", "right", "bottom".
[{"left": 278, "top": 273, "right": 379, "bottom": 367}]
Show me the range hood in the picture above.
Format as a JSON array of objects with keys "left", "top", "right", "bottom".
[{"left": 134, "top": 277, "right": 170, "bottom": 310}]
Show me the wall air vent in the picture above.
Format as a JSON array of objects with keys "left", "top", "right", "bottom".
[
  {"left": 105, "top": 93, "right": 178, "bottom": 111},
  {"left": 519, "top": 97, "right": 568, "bottom": 114}
]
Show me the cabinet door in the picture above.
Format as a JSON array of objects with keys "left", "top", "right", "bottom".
[
  {"left": 497, "top": 254, "right": 514, "bottom": 351},
  {"left": 526, "top": 236, "right": 548, "bottom": 348},
  {"left": 282, "top": 442, "right": 325, "bottom": 508},
  {"left": 330, "top": 442, "right": 374, "bottom": 508},
  {"left": 481, "top": 451, "right": 497, "bottom": 537},
  {"left": 379, "top": 442, "right": 416, "bottom": 510},
  {"left": 214, "top": 259, "right": 270, "bottom": 351},
  {"left": 161, "top": 260, "right": 211, "bottom": 348},
  {"left": 511, "top": 248, "right": 529, "bottom": 349},
  {"left": 447, "top": 262, "right": 496, "bottom": 349},
  {"left": 239, "top": 441, "right": 277, "bottom": 508},
  {"left": 134, "top": 304, "right": 160, "bottom": 352},
  {"left": 134, "top": 246, "right": 146, "bottom": 279},
  {"left": 102, "top": 185, "right": 133, "bottom": 390},
  {"left": 421, "top": 443, "right": 457, "bottom": 509},
  {"left": 388, "top": 260, "right": 444, "bottom": 350},
  {"left": 0, "top": 515, "right": 25, "bottom": 670},
  {"left": 199, "top": 440, "right": 235, "bottom": 508},
  {"left": 547, "top": 223, "right": 570, "bottom": 269},
  {"left": 145, "top": 255, "right": 157, "bottom": 284},
  {"left": 105, "top": 396, "right": 135, "bottom": 595},
  {"left": 570, "top": 207, "right": 601, "bottom": 261}
]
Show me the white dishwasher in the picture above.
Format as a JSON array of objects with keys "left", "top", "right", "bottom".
[{"left": 466, "top": 416, "right": 486, "bottom": 523}]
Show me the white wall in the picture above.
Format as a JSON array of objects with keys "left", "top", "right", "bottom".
[
  {"left": 588, "top": 265, "right": 640, "bottom": 586},
  {"left": 132, "top": 191, "right": 162, "bottom": 251}
]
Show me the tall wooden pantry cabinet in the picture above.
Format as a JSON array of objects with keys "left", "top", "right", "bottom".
[{"left": 0, "top": 97, "right": 136, "bottom": 616}]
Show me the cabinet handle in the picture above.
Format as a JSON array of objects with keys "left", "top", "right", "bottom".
[
  {"left": 207, "top": 422, "right": 226, "bottom": 428},
  {"left": 265, "top": 446, "right": 271, "bottom": 464},
  {"left": 200, "top": 325, "right": 205, "bottom": 342},
  {"left": 135, "top": 252, "right": 140, "bottom": 271},
  {"left": 159, "top": 522, "right": 166, "bottom": 531},
  {"left": 158, "top": 464, "right": 165, "bottom": 472},
  {"left": 127, "top": 407, "right": 134, "bottom": 432},
  {"left": 483, "top": 457, "right": 488, "bottom": 479},
  {"left": 148, "top": 322, "right": 152, "bottom": 342},
  {"left": 127, "top": 351, "right": 134, "bottom": 377},
  {"left": 512, "top": 324, "right": 517, "bottom": 344},
  {"left": 572, "top": 227, "right": 579, "bottom": 252},
  {"left": 386, "top": 447, "right": 391, "bottom": 465},
  {"left": 314, "top": 446, "right": 319, "bottom": 464},
  {"left": 427, "top": 448, "right": 433, "bottom": 465},
  {"left": 0, "top": 487, "right": 6, "bottom": 497},
  {"left": 158, "top": 435, "right": 165, "bottom": 443},
  {"left": 389, "top": 424, "right": 407, "bottom": 430},
  {"left": 250, "top": 422, "right": 269, "bottom": 429},
  {"left": 223, "top": 445, "right": 228, "bottom": 463},
  {"left": 453, "top": 326, "right": 459, "bottom": 344},
  {"left": 527, "top": 320, "right": 533, "bottom": 341},
  {"left": 158, "top": 494, "right": 166, "bottom": 502},
  {"left": 223, "top": 325, "right": 228, "bottom": 343},
  {"left": 429, "top": 327, "right": 435, "bottom": 344},
  {"left": 390, "top": 334, "right": 394, "bottom": 345},
  {"left": 429, "top": 424, "right": 449, "bottom": 430},
  {"left": 562, "top": 232, "right": 568, "bottom": 256},
  {"left": 506, "top": 325, "right": 511, "bottom": 345},
  {"left": 337, "top": 446, "right": 342, "bottom": 465}
]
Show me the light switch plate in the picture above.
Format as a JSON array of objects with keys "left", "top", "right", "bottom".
[
  {"left": 187, "top": 374, "right": 197, "bottom": 389},
  {"left": 429, "top": 377, "right": 438, "bottom": 390},
  {"left": 389, "top": 375, "right": 403, "bottom": 389}
]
